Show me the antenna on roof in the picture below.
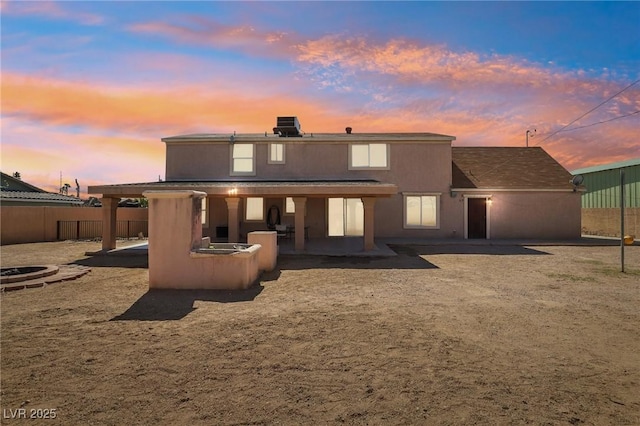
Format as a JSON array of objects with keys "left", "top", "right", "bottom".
[{"left": 526, "top": 129, "right": 536, "bottom": 147}]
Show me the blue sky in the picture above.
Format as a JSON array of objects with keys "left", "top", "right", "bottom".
[{"left": 1, "top": 1, "right": 639, "bottom": 195}]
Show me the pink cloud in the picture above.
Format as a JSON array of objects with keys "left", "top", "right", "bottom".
[
  {"left": 3, "top": 68, "right": 638, "bottom": 178},
  {"left": 294, "top": 35, "right": 626, "bottom": 100},
  {"left": 4, "top": 11, "right": 639, "bottom": 183},
  {"left": 1, "top": 0, "right": 104, "bottom": 25},
  {"left": 129, "top": 17, "right": 297, "bottom": 58},
  {"left": 126, "top": 19, "right": 638, "bottom": 131},
  {"left": 125, "top": 18, "right": 637, "bottom": 115}
]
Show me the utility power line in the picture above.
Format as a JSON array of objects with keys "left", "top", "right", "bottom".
[
  {"left": 474, "top": 79, "right": 639, "bottom": 180},
  {"left": 539, "top": 78, "right": 640, "bottom": 143},
  {"left": 557, "top": 110, "right": 640, "bottom": 133}
]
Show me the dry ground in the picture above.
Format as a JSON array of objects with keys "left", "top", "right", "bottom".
[{"left": 1, "top": 240, "right": 639, "bottom": 425}]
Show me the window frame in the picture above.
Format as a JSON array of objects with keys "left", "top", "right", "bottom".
[
  {"left": 230, "top": 143, "right": 256, "bottom": 176},
  {"left": 403, "top": 193, "right": 441, "bottom": 229},
  {"left": 348, "top": 143, "right": 390, "bottom": 170},
  {"left": 284, "top": 197, "right": 295, "bottom": 215},
  {"left": 201, "top": 197, "right": 208, "bottom": 228},
  {"left": 268, "top": 143, "right": 285, "bottom": 164}
]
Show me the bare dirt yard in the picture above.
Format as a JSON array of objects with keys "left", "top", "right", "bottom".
[{"left": 1, "top": 240, "right": 639, "bottom": 425}]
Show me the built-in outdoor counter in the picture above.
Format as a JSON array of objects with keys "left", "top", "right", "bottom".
[
  {"left": 189, "top": 243, "right": 261, "bottom": 290},
  {"left": 143, "top": 191, "right": 276, "bottom": 291}
]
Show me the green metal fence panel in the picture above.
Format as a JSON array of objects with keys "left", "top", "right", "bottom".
[{"left": 581, "top": 164, "right": 640, "bottom": 208}]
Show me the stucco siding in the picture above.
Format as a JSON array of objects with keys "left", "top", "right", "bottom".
[
  {"left": 166, "top": 143, "right": 231, "bottom": 180},
  {"left": 165, "top": 140, "right": 452, "bottom": 186},
  {"left": 1, "top": 206, "right": 148, "bottom": 245},
  {"left": 488, "top": 192, "right": 582, "bottom": 239}
]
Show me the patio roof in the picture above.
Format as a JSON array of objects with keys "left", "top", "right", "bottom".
[{"left": 88, "top": 179, "right": 398, "bottom": 198}]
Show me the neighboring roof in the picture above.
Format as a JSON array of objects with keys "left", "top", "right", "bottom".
[
  {"left": 1, "top": 171, "right": 84, "bottom": 205},
  {"left": 162, "top": 132, "right": 456, "bottom": 143},
  {"left": 89, "top": 179, "right": 398, "bottom": 198},
  {"left": 451, "top": 147, "right": 575, "bottom": 190},
  {"left": 571, "top": 158, "right": 640, "bottom": 175},
  {"left": 1, "top": 191, "right": 85, "bottom": 205},
  {"left": 1, "top": 172, "right": 45, "bottom": 192}
]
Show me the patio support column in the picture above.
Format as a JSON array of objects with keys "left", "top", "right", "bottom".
[
  {"left": 362, "top": 197, "right": 376, "bottom": 251},
  {"left": 293, "top": 197, "right": 307, "bottom": 251},
  {"left": 225, "top": 197, "right": 241, "bottom": 243},
  {"left": 100, "top": 197, "right": 118, "bottom": 251}
]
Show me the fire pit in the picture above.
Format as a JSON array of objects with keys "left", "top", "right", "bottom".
[
  {"left": 1, "top": 265, "right": 90, "bottom": 292},
  {"left": 1, "top": 265, "right": 59, "bottom": 284}
]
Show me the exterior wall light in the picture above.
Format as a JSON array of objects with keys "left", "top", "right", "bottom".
[{"left": 228, "top": 188, "right": 238, "bottom": 197}]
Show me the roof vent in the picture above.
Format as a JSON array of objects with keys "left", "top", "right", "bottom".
[
  {"left": 346, "top": 127, "right": 352, "bottom": 134},
  {"left": 273, "top": 116, "right": 302, "bottom": 137}
]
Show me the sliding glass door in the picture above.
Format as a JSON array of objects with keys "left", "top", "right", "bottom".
[{"left": 328, "top": 198, "right": 364, "bottom": 237}]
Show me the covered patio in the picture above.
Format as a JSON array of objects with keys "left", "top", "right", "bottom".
[{"left": 88, "top": 180, "right": 397, "bottom": 253}]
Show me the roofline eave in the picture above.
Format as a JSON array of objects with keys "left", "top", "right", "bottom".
[
  {"left": 451, "top": 187, "right": 584, "bottom": 193},
  {"left": 88, "top": 183, "right": 398, "bottom": 198}
]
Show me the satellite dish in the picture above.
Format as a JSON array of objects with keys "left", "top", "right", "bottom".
[{"left": 571, "top": 175, "right": 584, "bottom": 186}]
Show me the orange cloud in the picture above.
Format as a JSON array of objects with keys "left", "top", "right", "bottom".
[
  {"left": 1, "top": 118, "right": 166, "bottom": 196},
  {"left": 1, "top": 72, "right": 349, "bottom": 135},
  {"left": 4, "top": 68, "right": 638, "bottom": 178}
]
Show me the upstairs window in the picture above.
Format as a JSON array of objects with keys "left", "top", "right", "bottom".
[
  {"left": 350, "top": 143, "right": 389, "bottom": 169},
  {"left": 269, "top": 143, "right": 285, "bottom": 164},
  {"left": 231, "top": 144, "right": 255, "bottom": 176}
]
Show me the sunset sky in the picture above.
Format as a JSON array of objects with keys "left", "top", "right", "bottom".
[{"left": 2, "top": 1, "right": 639, "bottom": 197}]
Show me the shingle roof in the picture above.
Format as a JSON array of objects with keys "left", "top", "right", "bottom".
[{"left": 452, "top": 147, "right": 574, "bottom": 190}]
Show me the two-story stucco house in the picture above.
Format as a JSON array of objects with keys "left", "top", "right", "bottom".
[{"left": 89, "top": 117, "right": 581, "bottom": 252}]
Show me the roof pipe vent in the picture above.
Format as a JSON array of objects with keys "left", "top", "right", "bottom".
[{"left": 345, "top": 127, "right": 352, "bottom": 134}]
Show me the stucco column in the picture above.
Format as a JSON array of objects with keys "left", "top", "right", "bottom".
[
  {"left": 225, "top": 197, "right": 241, "bottom": 243},
  {"left": 293, "top": 197, "right": 307, "bottom": 251},
  {"left": 362, "top": 197, "right": 376, "bottom": 251},
  {"left": 143, "top": 190, "right": 206, "bottom": 289},
  {"left": 100, "top": 197, "right": 118, "bottom": 250}
]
